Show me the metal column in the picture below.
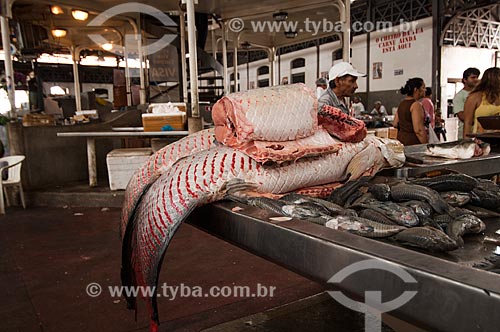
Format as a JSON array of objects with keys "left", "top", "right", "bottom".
[
  {"left": 179, "top": 12, "right": 188, "bottom": 104},
  {"left": 233, "top": 32, "right": 240, "bottom": 92},
  {"left": 136, "top": 19, "right": 146, "bottom": 105},
  {"left": 221, "top": 22, "right": 229, "bottom": 95},
  {"left": 336, "top": 0, "right": 351, "bottom": 62},
  {"left": 123, "top": 43, "right": 132, "bottom": 106},
  {"left": 269, "top": 47, "right": 276, "bottom": 86},
  {"left": 71, "top": 47, "right": 82, "bottom": 113},
  {"left": 184, "top": 0, "right": 203, "bottom": 133},
  {"left": 1, "top": 15, "right": 15, "bottom": 116},
  {"left": 86, "top": 138, "right": 97, "bottom": 187}
]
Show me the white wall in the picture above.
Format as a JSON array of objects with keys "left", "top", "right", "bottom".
[
  {"left": 369, "top": 17, "right": 433, "bottom": 91},
  {"left": 351, "top": 35, "right": 368, "bottom": 92},
  {"left": 232, "top": 17, "right": 433, "bottom": 95}
]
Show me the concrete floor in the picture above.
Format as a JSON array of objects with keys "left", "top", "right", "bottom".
[{"left": 0, "top": 205, "right": 407, "bottom": 332}]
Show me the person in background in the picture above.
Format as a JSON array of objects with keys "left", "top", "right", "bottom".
[
  {"left": 315, "top": 77, "right": 328, "bottom": 99},
  {"left": 318, "top": 62, "right": 365, "bottom": 114},
  {"left": 370, "top": 101, "right": 388, "bottom": 128},
  {"left": 463, "top": 67, "right": 500, "bottom": 137},
  {"left": 370, "top": 101, "right": 387, "bottom": 116},
  {"left": 393, "top": 77, "right": 428, "bottom": 145},
  {"left": 350, "top": 96, "right": 365, "bottom": 117},
  {"left": 453, "top": 67, "right": 480, "bottom": 139},
  {"left": 421, "top": 87, "right": 435, "bottom": 130},
  {"left": 434, "top": 110, "right": 447, "bottom": 141}
]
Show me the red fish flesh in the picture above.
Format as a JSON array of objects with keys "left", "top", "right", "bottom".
[{"left": 318, "top": 105, "right": 367, "bottom": 142}]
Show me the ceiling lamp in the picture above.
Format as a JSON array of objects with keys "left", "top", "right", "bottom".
[
  {"left": 284, "top": 30, "right": 298, "bottom": 38},
  {"left": 273, "top": 11, "right": 288, "bottom": 22},
  {"left": 50, "top": 6, "right": 64, "bottom": 15},
  {"left": 72, "top": 9, "right": 89, "bottom": 21},
  {"left": 101, "top": 43, "right": 113, "bottom": 51},
  {"left": 51, "top": 29, "right": 67, "bottom": 38}
]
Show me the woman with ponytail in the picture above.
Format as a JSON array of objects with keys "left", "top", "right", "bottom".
[{"left": 393, "top": 78, "right": 428, "bottom": 145}]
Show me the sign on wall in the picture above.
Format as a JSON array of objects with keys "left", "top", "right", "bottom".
[
  {"left": 149, "top": 44, "right": 179, "bottom": 82},
  {"left": 368, "top": 18, "right": 433, "bottom": 91},
  {"left": 376, "top": 28, "right": 425, "bottom": 54}
]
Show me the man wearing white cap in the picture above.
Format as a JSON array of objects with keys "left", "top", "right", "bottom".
[{"left": 318, "top": 62, "right": 365, "bottom": 114}]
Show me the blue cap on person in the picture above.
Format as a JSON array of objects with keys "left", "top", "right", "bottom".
[{"left": 328, "top": 62, "right": 366, "bottom": 81}]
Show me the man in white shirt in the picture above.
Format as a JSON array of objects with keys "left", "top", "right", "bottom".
[
  {"left": 315, "top": 77, "right": 328, "bottom": 100},
  {"left": 350, "top": 96, "right": 365, "bottom": 117},
  {"left": 370, "top": 101, "right": 387, "bottom": 116},
  {"left": 453, "top": 68, "right": 480, "bottom": 139}
]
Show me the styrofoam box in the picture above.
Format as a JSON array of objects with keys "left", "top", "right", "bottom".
[{"left": 106, "top": 148, "right": 153, "bottom": 190}]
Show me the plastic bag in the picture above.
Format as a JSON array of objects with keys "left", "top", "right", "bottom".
[{"left": 428, "top": 128, "right": 440, "bottom": 143}]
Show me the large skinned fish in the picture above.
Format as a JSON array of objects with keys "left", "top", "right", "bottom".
[
  {"left": 123, "top": 139, "right": 374, "bottom": 331},
  {"left": 212, "top": 84, "right": 341, "bottom": 163},
  {"left": 120, "top": 129, "right": 216, "bottom": 236}
]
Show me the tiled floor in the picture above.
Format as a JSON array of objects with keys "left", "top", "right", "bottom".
[{"left": 0, "top": 207, "right": 326, "bottom": 332}]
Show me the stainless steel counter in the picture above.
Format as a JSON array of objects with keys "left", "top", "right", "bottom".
[
  {"left": 381, "top": 142, "right": 500, "bottom": 178},
  {"left": 187, "top": 202, "right": 500, "bottom": 332}
]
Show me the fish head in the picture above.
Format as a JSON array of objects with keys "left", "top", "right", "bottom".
[
  {"left": 282, "top": 205, "right": 321, "bottom": 218},
  {"left": 371, "top": 137, "right": 405, "bottom": 167},
  {"left": 327, "top": 216, "right": 373, "bottom": 233}
]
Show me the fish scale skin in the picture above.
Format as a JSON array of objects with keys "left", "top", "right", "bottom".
[
  {"left": 217, "top": 84, "right": 317, "bottom": 143},
  {"left": 390, "top": 183, "right": 450, "bottom": 215},
  {"left": 120, "top": 129, "right": 215, "bottom": 237},
  {"left": 125, "top": 138, "right": 373, "bottom": 331}
]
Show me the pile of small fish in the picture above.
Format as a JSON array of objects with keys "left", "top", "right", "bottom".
[{"left": 232, "top": 173, "right": 500, "bottom": 253}]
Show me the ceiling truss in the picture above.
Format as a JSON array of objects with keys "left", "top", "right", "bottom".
[{"left": 441, "top": 3, "right": 500, "bottom": 49}]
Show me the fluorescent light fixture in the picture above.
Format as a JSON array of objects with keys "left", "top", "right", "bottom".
[
  {"left": 50, "top": 6, "right": 64, "bottom": 15},
  {"left": 101, "top": 43, "right": 113, "bottom": 51},
  {"left": 72, "top": 9, "right": 89, "bottom": 21},
  {"left": 51, "top": 29, "right": 67, "bottom": 38}
]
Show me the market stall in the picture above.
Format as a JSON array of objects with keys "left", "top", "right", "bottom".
[
  {"left": 384, "top": 142, "right": 500, "bottom": 178},
  {"left": 187, "top": 200, "right": 500, "bottom": 332}
]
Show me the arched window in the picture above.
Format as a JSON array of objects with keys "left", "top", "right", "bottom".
[
  {"left": 291, "top": 58, "right": 305, "bottom": 69},
  {"left": 257, "top": 66, "right": 269, "bottom": 88},
  {"left": 257, "top": 66, "right": 269, "bottom": 76},
  {"left": 332, "top": 49, "right": 343, "bottom": 64},
  {"left": 290, "top": 58, "right": 306, "bottom": 84}
]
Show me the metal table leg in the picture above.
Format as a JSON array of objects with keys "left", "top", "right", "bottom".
[{"left": 87, "top": 138, "right": 97, "bottom": 187}]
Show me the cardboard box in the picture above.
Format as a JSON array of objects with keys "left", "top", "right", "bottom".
[
  {"left": 375, "top": 127, "right": 398, "bottom": 139},
  {"left": 22, "top": 114, "right": 56, "bottom": 127},
  {"left": 142, "top": 103, "right": 187, "bottom": 131},
  {"left": 106, "top": 148, "right": 153, "bottom": 190}
]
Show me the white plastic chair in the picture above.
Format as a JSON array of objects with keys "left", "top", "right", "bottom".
[{"left": 0, "top": 155, "right": 26, "bottom": 214}]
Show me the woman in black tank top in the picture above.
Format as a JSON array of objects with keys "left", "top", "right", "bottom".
[{"left": 393, "top": 78, "right": 428, "bottom": 145}]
